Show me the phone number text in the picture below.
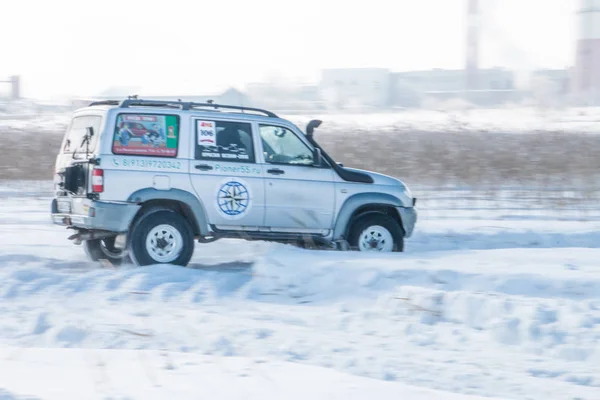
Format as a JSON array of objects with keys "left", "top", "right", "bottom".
[{"left": 112, "top": 158, "right": 182, "bottom": 170}]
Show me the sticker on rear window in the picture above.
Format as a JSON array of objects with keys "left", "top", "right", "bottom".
[
  {"left": 197, "top": 121, "right": 217, "bottom": 146},
  {"left": 113, "top": 114, "right": 179, "bottom": 157}
]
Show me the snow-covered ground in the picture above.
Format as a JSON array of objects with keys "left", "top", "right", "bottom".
[
  {"left": 0, "top": 350, "right": 501, "bottom": 400},
  {"left": 2, "top": 105, "right": 600, "bottom": 135},
  {"left": 0, "top": 100, "right": 71, "bottom": 132},
  {"left": 286, "top": 106, "right": 600, "bottom": 134},
  {"left": 1, "top": 181, "right": 599, "bottom": 399}
]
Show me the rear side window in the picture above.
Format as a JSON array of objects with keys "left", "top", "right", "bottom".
[
  {"left": 195, "top": 120, "right": 255, "bottom": 163},
  {"left": 112, "top": 113, "right": 179, "bottom": 157},
  {"left": 61, "top": 115, "right": 102, "bottom": 154}
]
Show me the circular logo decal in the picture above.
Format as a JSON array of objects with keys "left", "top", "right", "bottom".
[{"left": 216, "top": 178, "right": 251, "bottom": 219}]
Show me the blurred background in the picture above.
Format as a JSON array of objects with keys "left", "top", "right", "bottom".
[{"left": 1, "top": 0, "right": 600, "bottom": 210}]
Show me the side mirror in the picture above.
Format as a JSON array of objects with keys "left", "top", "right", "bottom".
[
  {"left": 337, "top": 162, "right": 344, "bottom": 168},
  {"left": 306, "top": 119, "right": 322, "bottom": 138},
  {"left": 312, "top": 148, "right": 322, "bottom": 167}
]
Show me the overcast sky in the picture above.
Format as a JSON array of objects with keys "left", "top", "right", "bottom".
[{"left": 0, "top": 0, "right": 577, "bottom": 99}]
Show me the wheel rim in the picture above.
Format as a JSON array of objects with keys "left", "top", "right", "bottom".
[
  {"left": 145, "top": 224, "right": 184, "bottom": 263},
  {"left": 358, "top": 225, "right": 394, "bottom": 252}
]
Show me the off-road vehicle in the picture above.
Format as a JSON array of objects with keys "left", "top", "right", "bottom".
[{"left": 51, "top": 99, "right": 417, "bottom": 266}]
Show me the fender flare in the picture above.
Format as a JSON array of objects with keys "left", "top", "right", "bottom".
[
  {"left": 333, "top": 193, "right": 403, "bottom": 240},
  {"left": 127, "top": 188, "right": 210, "bottom": 236}
]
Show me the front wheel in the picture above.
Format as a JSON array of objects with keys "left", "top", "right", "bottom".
[
  {"left": 84, "top": 237, "right": 130, "bottom": 265},
  {"left": 129, "top": 210, "right": 195, "bottom": 266},
  {"left": 347, "top": 213, "right": 404, "bottom": 252}
]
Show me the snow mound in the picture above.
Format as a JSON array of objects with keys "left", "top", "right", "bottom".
[{"left": 0, "top": 247, "right": 599, "bottom": 399}]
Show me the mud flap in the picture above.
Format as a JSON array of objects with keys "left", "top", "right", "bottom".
[
  {"left": 335, "top": 239, "right": 350, "bottom": 251},
  {"left": 114, "top": 233, "right": 127, "bottom": 250}
]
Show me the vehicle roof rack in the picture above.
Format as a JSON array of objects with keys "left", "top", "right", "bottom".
[
  {"left": 88, "top": 100, "right": 120, "bottom": 107},
  {"left": 119, "top": 99, "right": 190, "bottom": 110},
  {"left": 189, "top": 102, "right": 279, "bottom": 118},
  {"left": 117, "top": 98, "right": 278, "bottom": 118}
]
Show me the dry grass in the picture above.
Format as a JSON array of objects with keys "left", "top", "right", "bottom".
[
  {"left": 2, "top": 126, "right": 600, "bottom": 189},
  {"left": 319, "top": 129, "right": 600, "bottom": 189},
  {"left": 0, "top": 128, "right": 63, "bottom": 180}
]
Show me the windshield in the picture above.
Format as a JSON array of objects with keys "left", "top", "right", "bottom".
[{"left": 61, "top": 115, "right": 102, "bottom": 154}]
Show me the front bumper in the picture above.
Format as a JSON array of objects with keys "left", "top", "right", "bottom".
[
  {"left": 51, "top": 197, "right": 141, "bottom": 233},
  {"left": 396, "top": 206, "right": 417, "bottom": 238}
]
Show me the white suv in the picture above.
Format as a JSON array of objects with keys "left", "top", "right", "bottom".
[{"left": 51, "top": 99, "right": 417, "bottom": 266}]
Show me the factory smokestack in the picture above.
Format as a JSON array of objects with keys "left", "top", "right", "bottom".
[
  {"left": 466, "top": 0, "right": 480, "bottom": 92},
  {"left": 574, "top": 0, "right": 600, "bottom": 105}
]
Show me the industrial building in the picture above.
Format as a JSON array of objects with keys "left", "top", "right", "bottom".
[
  {"left": 313, "top": 0, "right": 588, "bottom": 109},
  {"left": 391, "top": 68, "right": 518, "bottom": 108},
  {"left": 317, "top": 67, "right": 522, "bottom": 109},
  {"left": 0, "top": 76, "right": 20, "bottom": 100},
  {"left": 319, "top": 68, "right": 392, "bottom": 110}
]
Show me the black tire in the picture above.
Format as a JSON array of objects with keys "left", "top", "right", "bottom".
[
  {"left": 347, "top": 213, "right": 404, "bottom": 252},
  {"left": 129, "top": 210, "right": 194, "bottom": 266},
  {"left": 83, "top": 237, "right": 131, "bottom": 265}
]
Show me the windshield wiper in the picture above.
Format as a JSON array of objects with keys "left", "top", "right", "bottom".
[{"left": 71, "top": 128, "right": 94, "bottom": 160}]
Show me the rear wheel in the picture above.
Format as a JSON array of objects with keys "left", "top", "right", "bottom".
[
  {"left": 348, "top": 213, "right": 404, "bottom": 252},
  {"left": 129, "top": 210, "right": 194, "bottom": 266},
  {"left": 83, "top": 237, "right": 130, "bottom": 265}
]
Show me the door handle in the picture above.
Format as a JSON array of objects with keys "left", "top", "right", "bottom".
[
  {"left": 195, "top": 164, "right": 213, "bottom": 171},
  {"left": 267, "top": 168, "right": 285, "bottom": 175}
]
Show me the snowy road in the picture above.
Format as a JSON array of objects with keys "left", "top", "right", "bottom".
[{"left": 0, "top": 182, "right": 599, "bottom": 399}]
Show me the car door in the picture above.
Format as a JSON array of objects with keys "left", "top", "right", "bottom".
[
  {"left": 189, "top": 118, "right": 265, "bottom": 230},
  {"left": 258, "top": 123, "right": 335, "bottom": 233}
]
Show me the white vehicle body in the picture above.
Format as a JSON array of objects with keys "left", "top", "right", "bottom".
[{"left": 51, "top": 99, "right": 417, "bottom": 266}]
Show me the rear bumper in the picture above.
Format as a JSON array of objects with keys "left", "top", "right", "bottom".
[
  {"left": 51, "top": 197, "right": 140, "bottom": 232},
  {"left": 396, "top": 206, "right": 417, "bottom": 238}
]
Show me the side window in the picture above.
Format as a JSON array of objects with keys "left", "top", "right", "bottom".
[
  {"left": 195, "top": 120, "right": 255, "bottom": 163},
  {"left": 112, "top": 114, "right": 179, "bottom": 157},
  {"left": 259, "top": 125, "right": 314, "bottom": 166}
]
